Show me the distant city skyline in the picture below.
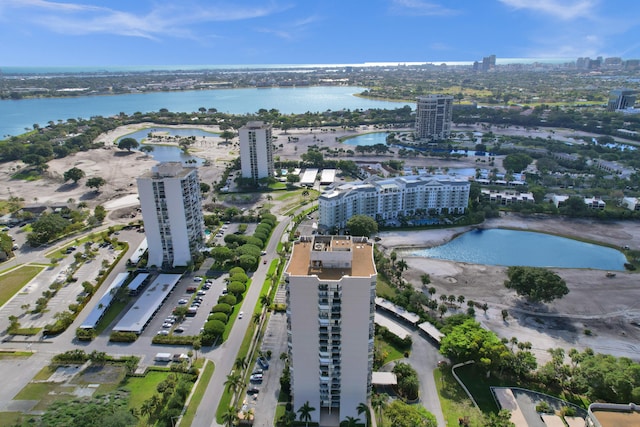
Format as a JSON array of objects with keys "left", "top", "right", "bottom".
[{"left": 1, "top": 0, "right": 639, "bottom": 67}]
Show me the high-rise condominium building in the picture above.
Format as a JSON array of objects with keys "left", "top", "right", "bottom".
[
  {"left": 239, "top": 121, "right": 274, "bottom": 180},
  {"left": 137, "top": 162, "right": 205, "bottom": 268},
  {"left": 285, "top": 235, "right": 376, "bottom": 426},
  {"left": 608, "top": 88, "right": 637, "bottom": 111},
  {"left": 415, "top": 94, "right": 453, "bottom": 142},
  {"left": 318, "top": 175, "right": 470, "bottom": 230}
]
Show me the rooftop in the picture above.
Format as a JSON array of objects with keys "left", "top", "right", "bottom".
[{"left": 286, "top": 235, "right": 375, "bottom": 280}]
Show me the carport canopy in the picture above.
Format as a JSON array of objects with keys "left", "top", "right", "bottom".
[{"left": 372, "top": 371, "right": 397, "bottom": 385}]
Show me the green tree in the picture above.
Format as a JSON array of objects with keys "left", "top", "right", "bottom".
[
  {"left": 371, "top": 393, "right": 389, "bottom": 426},
  {"left": 297, "top": 401, "right": 316, "bottom": 427},
  {"left": 139, "top": 144, "right": 154, "bottom": 156},
  {"left": 340, "top": 416, "right": 361, "bottom": 427},
  {"left": 86, "top": 176, "right": 106, "bottom": 192},
  {"left": 63, "top": 167, "right": 85, "bottom": 184},
  {"left": 346, "top": 214, "right": 378, "bottom": 237},
  {"left": 221, "top": 405, "right": 239, "bottom": 427},
  {"left": 502, "top": 153, "right": 532, "bottom": 173},
  {"left": 504, "top": 266, "right": 569, "bottom": 303},
  {"left": 117, "top": 137, "right": 139, "bottom": 152},
  {"left": 484, "top": 409, "right": 515, "bottom": 427},
  {"left": 385, "top": 399, "right": 437, "bottom": 427},
  {"left": 94, "top": 205, "right": 106, "bottom": 222}
]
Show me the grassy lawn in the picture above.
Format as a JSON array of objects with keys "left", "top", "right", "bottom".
[
  {"left": 377, "top": 339, "right": 407, "bottom": 364},
  {"left": 0, "top": 350, "right": 33, "bottom": 359},
  {"left": 0, "top": 412, "right": 26, "bottom": 427},
  {"left": 122, "top": 370, "right": 175, "bottom": 410},
  {"left": 434, "top": 367, "right": 486, "bottom": 427},
  {"left": 455, "top": 364, "right": 508, "bottom": 413},
  {"left": 376, "top": 275, "right": 397, "bottom": 300},
  {"left": 0, "top": 265, "right": 44, "bottom": 306},
  {"left": 181, "top": 359, "right": 214, "bottom": 426},
  {"left": 95, "top": 298, "right": 129, "bottom": 334}
]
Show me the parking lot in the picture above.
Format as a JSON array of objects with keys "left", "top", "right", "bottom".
[
  {"left": 141, "top": 270, "right": 229, "bottom": 339},
  {"left": 239, "top": 312, "right": 288, "bottom": 427}
]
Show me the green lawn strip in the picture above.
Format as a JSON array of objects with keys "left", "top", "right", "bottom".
[
  {"left": 122, "top": 370, "right": 175, "bottom": 410},
  {"left": 378, "top": 339, "right": 406, "bottom": 364},
  {"left": 434, "top": 368, "right": 486, "bottom": 426},
  {"left": 180, "top": 359, "right": 215, "bottom": 426},
  {"left": 0, "top": 350, "right": 33, "bottom": 359},
  {"left": 455, "top": 363, "right": 507, "bottom": 413},
  {"left": 0, "top": 412, "right": 27, "bottom": 427},
  {"left": 94, "top": 298, "right": 129, "bottom": 334},
  {"left": 376, "top": 275, "right": 397, "bottom": 300},
  {"left": 0, "top": 265, "right": 44, "bottom": 306},
  {"left": 11, "top": 327, "right": 41, "bottom": 336}
]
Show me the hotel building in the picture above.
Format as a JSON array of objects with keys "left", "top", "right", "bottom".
[
  {"left": 415, "top": 94, "right": 453, "bottom": 142},
  {"left": 285, "top": 235, "right": 377, "bottom": 426},
  {"left": 137, "top": 162, "right": 205, "bottom": 268},
  {"left": 239, "top": 121, "right": 274, "bottom": 181},
  {"left": 318, "top": 175, "right": 470, "bottom": 230}
]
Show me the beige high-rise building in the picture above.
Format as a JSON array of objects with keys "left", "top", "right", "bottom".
[
  {"left": 137, "top": 162, "right": 205, "bottom": 268},
  {"left": 239, "top": 121, "right": 274, "bottom": 181},
  {"left": 285, "top": 236, "right": 377, "bottom": 426},
  {"left": 415, "top": 94, "right": 453, "bottom": 142}
]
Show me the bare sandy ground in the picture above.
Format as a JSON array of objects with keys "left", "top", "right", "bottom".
[{"left": 378, "top": 215, "right": 640, "bottom": 363}]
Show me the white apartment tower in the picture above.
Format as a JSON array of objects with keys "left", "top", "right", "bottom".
[
  {"left": 319, "top": 175, "right": 470, "bottom": 230},
  {"left": 415, "top": 94, "right": 453, "bottom": 141},
  {"left": 285, "top": 236, "right": 377, "bottom": 426},
  {"left": 239, "top": 121, "right": 274, "bottom": 181},
  {"left": 137, "top": 162, "right": 205, "bottom": 268}
]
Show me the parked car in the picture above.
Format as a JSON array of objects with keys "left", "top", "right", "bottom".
[
  {"left": 249, "top": 374, "right": 263, "bottom": 383},
  {"left": 157, "top": 330, "right": 169, "bottom": 336},
  {"left": 257, "top": 357, "right": 269, "bottom": 369},
  {"left": 174, "top": 327, "right": 185, "bottom": 333},
  {"left": 247, "top": 386, "right": 260, "bottom": 395},
  {"left": 178, "top": 299, "right": 188, "bottom": 305}
]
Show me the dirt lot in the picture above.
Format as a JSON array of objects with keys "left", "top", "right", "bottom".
[{"left": 378, "top": 215, "right": 640, "bottom": 363}]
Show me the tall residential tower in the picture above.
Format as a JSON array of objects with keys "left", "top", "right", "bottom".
[
  {"left": 137, "top": 162, "right": 205, "bottom": 268},
  {"left": 239, "top": 121, "right": 274, "bottom": 181},
  {"left": 415, "top": 94, "right": 453, "bottom": 142},
  {"left": 285, "top": 236, "right": 377, "bottom": 426}
]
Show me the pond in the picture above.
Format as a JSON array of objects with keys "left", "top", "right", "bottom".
[
  {"left": 116, "top": 127, "right": 214, "bottom": 165},
  {"left": 409, "top": 229, "right": 627, "bottom": 270},
  {"left": 342, "top": 132, "right": 491, "bottom": 157}
]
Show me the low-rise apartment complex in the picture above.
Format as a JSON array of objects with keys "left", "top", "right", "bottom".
[{"left": 318, "top": 175, "right": 470, "bottom": 230}]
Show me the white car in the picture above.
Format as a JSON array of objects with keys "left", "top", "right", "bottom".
[
  {"left": 178, "top": 299, "right": 188, "bottom": 305},
  {"left": 238, "top": 311, "right": 244, "bottom": 319},
  {"left": 157, "top": 330, "right": 169, "bottom": 335},
  {"left": 193, "top": 276, "right": 203, "bottom": 282}
]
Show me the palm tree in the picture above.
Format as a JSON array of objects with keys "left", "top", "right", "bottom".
[
  {"left": 234, "top": 357, "right": 247, "bottom": 372},
  {"left": 260, "top": 294, "right": 272, "bottom": 307},
  {"left": 396, "top": 259, "right": 408, "bottom": 272},
  {"left": 371, "top": 393, "right": 389, "bottom": 426},
  {"left": 224, "top": 372, "right": 243, "bottom": 403},
  {"left": 221, "top": 405, "right": 239, "bottom": 427},
  {"left": 356, "top": 402, "right": 369, "bottom": 424},
  {"left": 340, "top": 416, "right": 361, "bottom": 427},
  {"left": 297, "top": 401, "right": 316, "bottom": 427},
  {"left": 252, "top": 312, "right": 261, "bottom": 324}
]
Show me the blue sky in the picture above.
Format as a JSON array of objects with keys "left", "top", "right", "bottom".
[{"left": 1, "top": 0, "right": 639, "bottom": 67}]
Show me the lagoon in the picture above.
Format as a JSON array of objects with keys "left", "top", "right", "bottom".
[
  {"left": 0, "top": 86, "right": 407, "bottom": 138},
  {"left": 410, "top": 229, "right": 627, "bottom": 270}
]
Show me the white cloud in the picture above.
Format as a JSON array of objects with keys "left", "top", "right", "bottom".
[
  {"left": 1, "top": 1, "right": 289, "bottom": 39},
  {"left": 389, "top": 0, "right": 459, "bottom": 16},
  {"left": 498, "top": 0, "right": 596, "bottom": 20}
]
